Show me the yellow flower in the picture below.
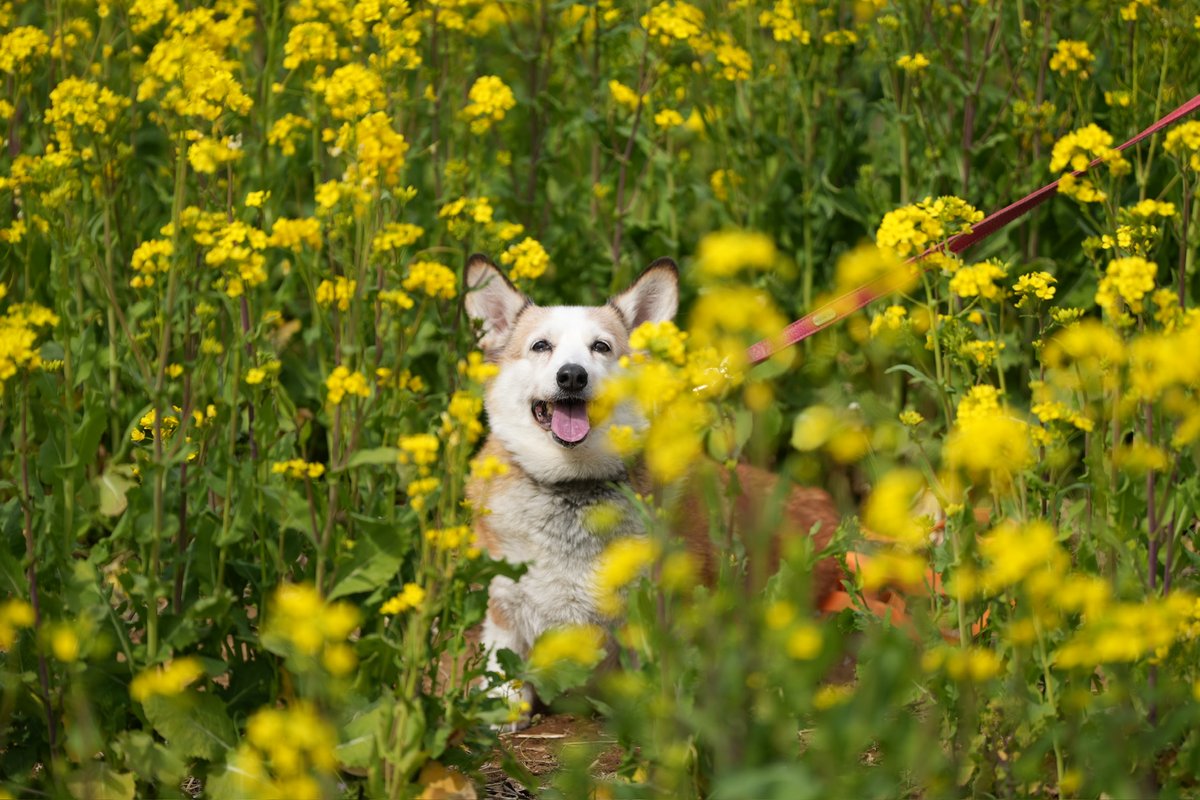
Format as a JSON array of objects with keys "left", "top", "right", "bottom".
[
  {"left": 595, "top": 537, "right": 660, "bottom": 616},
  {"left": 0, "top": 599, "right": 35, "bottom": 650},
  {"left": 499, "top": 237, "right": 550, "bottom": 283},
  {"left": 695, "top": 230, "right": 776, "bottom": 279},
  {"left": 245, "top": 190, "right": 269, "bottom": 208},
  {"left": 713, "top": 34, "right": 751, "bottom": 81},
  {"left": 271, "top": 459, "right": 325, "bottom": 480},
  {"left": 463, "top": 75, "right": 516, "bottom": 133},
  {"left": 949, "top": 259, "right": 1006, "bottom": 300},
  {"left": 51, "top": 626, "right": 80, "bottom": 662},
  {"left": 244, "top": 368, "right": 266, "bottom": 386},
  {"left": 283, "top": 21, "right": 339, "bottom": 70},
  {"left": 863, "top": 469, "right": 928, "bottom": 546},
  {"left": 315, "top": 276, "right": 357, "bottom": 312},
  {"left": 786, "top": 624, "right": 822, "bottom": 660},
  {"left": 380, "top": 583, "right": 426, "bottom": 615},
  {"left": 1095, "top": 256, "right": 1156, "bottom": 316},
  {"left": 899, "top": 409, "right": 924, "bottom": 426},
  {"left": 1049, "top": 39, "right": 1095, "bottom": 78},
  {"left": 759, "top": 1, "right": 810, "bottom": 43},
  {"left": 1164, "top": 121, "right": 1200, "bottom": 171},
  {"left": 640, "top": 1, "right": 705, "bottom": 45},
  {"left": 896, "top": 53, "right": 930, "bottom": 73},
  {"left": 822, "top": 30, "right": 858, "bottom": 46},
  {"left": 130, "top": 657, "right": 206, "bottom": 702},
  {"left": 1050, "top": 124, "right": 1130, "bottom": 204},
  {"left": 876, "top": 196, "right": 982, "bottom": 260},
  {"left": 315, "top": 63, "right": 385, "bottom": 120},
  {"left": 653, "top": 108, "right": 685, "bottom": 128},
  {"left": 528, "top": 624, "right": 606, "bottom": 670},
  {"left": 268, "top": 217, "right": 322, "bottom": 251},
  {"left": 1013, "top": 271, "right": 1056, "bottom": 306},
  {"left": 398, "top": 433, "right": 440, "bottom": 468},
  {"left": 402, "top": 261, "right": 457, "bottom": 300},
  {"left": 0, "top": 27, "right": 50, "bottom": 75},
  {"left": 325, "top": 365, "right": 370, "bottom": 405},
  {"left": 608, "top": 79, "right": 641, "bottom": 111},
  {"left": 372, "top": 223, "right": 424, "bottom": 255}
]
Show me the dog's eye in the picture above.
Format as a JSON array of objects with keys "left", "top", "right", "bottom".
[
  {"left": 591, "top": 340, "right": 611, "bottom": 354},
  {"left": 531, "top": 339, "right": 551, "bottom": 353}
]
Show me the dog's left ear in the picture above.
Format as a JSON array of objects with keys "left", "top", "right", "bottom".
[
  {"left": 464, "top": 253, "right": 529, "bottom": 357},
  {"left": 611, "top": 258, "right": 679, "bottom": 329}
]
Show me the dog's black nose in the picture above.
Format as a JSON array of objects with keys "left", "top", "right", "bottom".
[{"left": 556, "top": 363, "right": 588, "bottom": 391}]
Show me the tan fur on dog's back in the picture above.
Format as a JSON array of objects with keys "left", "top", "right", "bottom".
[{"left": 668, "top": 462, "right": 843, "bottom": 598}]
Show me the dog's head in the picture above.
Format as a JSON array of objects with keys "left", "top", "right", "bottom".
[{"left": 465, "top": 254, "right": 678, "bottom": 483}]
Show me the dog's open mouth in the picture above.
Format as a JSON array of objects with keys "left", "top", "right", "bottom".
[{"left": 532, "top": 398, "right": 590, "bottom": 447}]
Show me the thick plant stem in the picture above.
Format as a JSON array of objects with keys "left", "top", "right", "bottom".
[{"left": 21, "top": 379, "right": 57, "bottom": 755}]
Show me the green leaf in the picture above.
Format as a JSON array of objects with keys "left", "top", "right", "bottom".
[
  {"left": 336, "top": 700, "right": 388, "bottom": 769},
  {"left": 65, "top": 765, "right": 136, "bottom": 800},
  {"left": 94, "top": 465, "right": 137, "bottom": 517},
  {"left": 113, "top": 731, "right": 187, "bottom": 786},
  {"left": 328, "top": 530, "right": 404, "bottom": 600},
  {"left": 341, "top": 446, "right": 401, "bottom": 470},
  {"left": 143, "top": 691, "right": 237, "bottom": 761}
]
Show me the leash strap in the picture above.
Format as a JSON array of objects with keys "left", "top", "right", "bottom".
[{"left": 745, "top": 92, "right": 1200, "bottom": 366}]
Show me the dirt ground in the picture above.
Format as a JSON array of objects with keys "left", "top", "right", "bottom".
[{"left": 480, "top": 713, "right": 620, "bottom": 799}]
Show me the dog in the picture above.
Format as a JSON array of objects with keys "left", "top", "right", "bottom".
[{"left": 463, "top": 254, "right": 856, "bottom": 721}]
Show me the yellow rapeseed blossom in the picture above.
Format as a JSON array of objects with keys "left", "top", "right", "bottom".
[
  {"left": 630, "top": 320, "right": 688, "bottom": 365},
  {"left": 949, "top": 259, "right": 1006, "bottom": 300},
  {"left": 267, "top": 113, "right": 310, "bottom": 156},
  {"left": 0, "top": 27, "right": 50, "bottom": 75},
  {"left": 315, "top": 277, "right": 357, "bottom": 311},
  {"left": 1095, "top": 256, "right": 1156, "bottom": 316},
  {"left": 608, "top": 80, "right": 641, "bottom": 111},
  {"left": 640, "top": 1, "right": 705, "bottom": 45},
  {"left": 759, "top": 1, "right": 810, "bottom": 43},
  {"left": 223, "top": 701, "right": 338, "bottom": 798},
  {"left": 130, "top": 239, "right": 173, "bottom": 288},
  {"left": 876, "top": 196, "right": 982, "bottom": 260},
  {"left": 1164, "top": 120, "right": 1200, "bottom": 170},
  {"left": 380, "top": 583, "right": 425, "bottom": 615},
  {"left": 695, "top": 230, "right": 776, "bottom": 279},
  {"left": 266, "top": 583, "right": 360, "bottom": 666},
  {"left": 499, "top": 237, "right": 550, "bottom": 283},
  {"left": 713, "top": 34, "right": 751, "bottom": 81},
  {"left": 315, "top": 63, "right": 385, "bottom": 120},
  {"left": 130, "top": 657, "right": 205, "bottom": 702},
  {"left": 271, "top": 459, "right": 325, "bottom": 480},
  {"left": 325, "top": 365, "right": 370, "bottom": 405},
  {"left": 896, "top": 53, "right": 930, "bottom": 73},
  {"left": 268, "top": 217, "right": 322, "bottom": 251},
  {"left": 1013, "top": 271, "right": 1056, "bottom": 306},
  {"left": 528, "top": 624, "right": 606, "bottom": 670},
  {"left": 1050, "top": 124, "right": 1130, "bottom": 204},
  {"left": 463, "top": 75, "right": 516, "bottom": 134},
  {"left": 595, "top": 537, "right": 661, "bottom": 616},
  {"left": 0, "top": 599, "right": 35, "bottom": 650},
  {"left": 283, "top": 21, "right": 339, "bottom": 70},
  {"left": 654, "top": 108, "right": 685, "bottom": 128},
  {"left": 1049, "top": 40, "right": 1095, "bottom": 78},
  {"left": 862, "top": 469, "right": 928, "bottom": 546},
  {"left": 1, "top": 303, "right": 59, "bottom": 389},
  {"left": 402, "top": 261, "right": 457, "bottom": 300},
  {"left": 372, "top": 222, "right": 424, "bottom": 255},
  {"left": 398, "top": 433, "right": 439, "bottom": 469}
]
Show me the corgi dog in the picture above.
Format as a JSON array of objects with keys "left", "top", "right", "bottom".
[{"left": 463, "top": 254, "right": 852, "bottom": 719}]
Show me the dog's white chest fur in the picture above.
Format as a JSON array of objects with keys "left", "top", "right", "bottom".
[{"left": 483, "top": 472, "right": 642, "bottom": 654}]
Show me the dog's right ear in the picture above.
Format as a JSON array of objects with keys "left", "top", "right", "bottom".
[{"left": 464, "top": 253, "right": 529, "bottom": 357}]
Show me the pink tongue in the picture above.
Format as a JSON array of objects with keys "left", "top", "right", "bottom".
[{"left": 551, "top": 400, "right": 590, "bottom": 443}]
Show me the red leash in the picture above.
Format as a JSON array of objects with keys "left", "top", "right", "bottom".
[{"left": 745, "top": 92, "right": 1200, "bottom": 366}]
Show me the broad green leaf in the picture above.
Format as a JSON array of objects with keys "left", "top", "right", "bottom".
[
  {"left": 143, "top": 691, "right": 236, "bottom": 761},
  {"left": 65, "top": 766, "right": 136, "bottom": 800},
  {"left": 342, "top": 446, "right": 402, "bottom": 470},
  {"left": 94, "top": 465, "right": 137, "bottom": 517}
]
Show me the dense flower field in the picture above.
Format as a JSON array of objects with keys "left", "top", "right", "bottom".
[{"left": 3, "top": 0, "right": 1200, "bottom": 797}]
